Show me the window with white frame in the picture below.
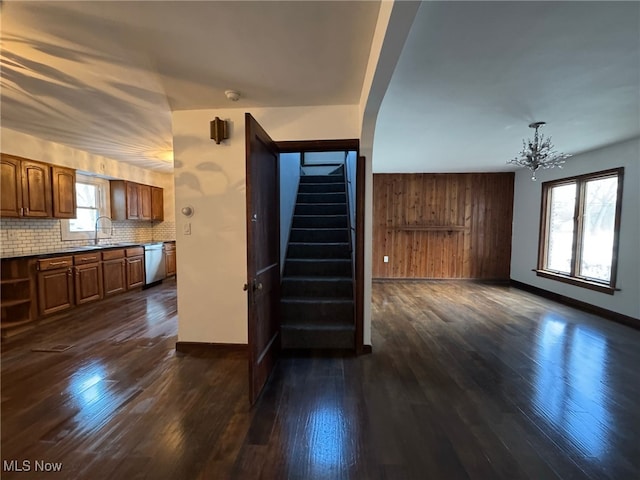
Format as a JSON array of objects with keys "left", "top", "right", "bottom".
[
  {"left": 61, "top": 174, "right": 111, "bottom": 241},
  {"left": 537, "top": 168, "right": 623, "bottom": 294}
]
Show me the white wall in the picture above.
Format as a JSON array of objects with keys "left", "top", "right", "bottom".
[
  {"left": 511, "top": 137, "right": 640, "bottom": 320},
  {"left": 280, "top": 152, "right": 301, "bottom": 271},
  {"left": 172, "top": 105, "right": 359, "bottom": 344}
]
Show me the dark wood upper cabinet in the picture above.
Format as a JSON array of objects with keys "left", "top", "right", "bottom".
[
  {"left": 21, "top": 159, "right": 53, "bottom": 218},
  {"left": 52, "top": 166, "right": 77, "bottom": 218},
  {"left": 138, "top": 184, "right": 152, "bottom": 220},
  {"left": 151, "top": 187, "right": 164, "bottom": 221},
  {"left": 1, "top": 154, "right": 76, "bottom": 219},
  {"left": 0, "top": 154, "right": 52, "bottom": 218},
  {"left": 111, "top": 180, "right": 140, "bottom": 220},
  {"left": 1, "top": 155, "right": 22, "bottom": 217},
  {"left": 111, "top": 181, "right": 161, "bottom": 221},
  {"left": 126, "top": 182, "right": 140, "bottom": 219}
]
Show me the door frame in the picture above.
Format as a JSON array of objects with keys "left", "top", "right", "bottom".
[{"left": 276, "top": 139, "right": 365, "bottom": 354}]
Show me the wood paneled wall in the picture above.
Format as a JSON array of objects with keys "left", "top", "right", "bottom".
[{"left": 373, "top": 173, "right": 514, "bottom": 279}]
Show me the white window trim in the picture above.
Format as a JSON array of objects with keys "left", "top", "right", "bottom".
[{"left": 60, "top": 174, "right": 111, "bottom": 242}]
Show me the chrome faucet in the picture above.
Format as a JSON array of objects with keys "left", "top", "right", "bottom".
[{"left": 95, "top": 216, "right": 113, "bottom": 245}]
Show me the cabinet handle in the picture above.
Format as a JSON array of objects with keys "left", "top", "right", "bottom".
[
  {"left": 49, "top": 261, "right": 68, "bottom": 266},
  {"left": 25, "top": 207, "right": 29, "bottom": 214},
  {"left": 81, "top": 257, "right": 98, "bottom": 262}
]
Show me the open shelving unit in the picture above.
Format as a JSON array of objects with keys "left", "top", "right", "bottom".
[{"left": 1, "top": 259, "right": 35, "bottom": 336}]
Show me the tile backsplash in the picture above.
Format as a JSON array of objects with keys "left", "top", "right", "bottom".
[{"left": 0, "top": 218, "right": 176, "bottom": 258}]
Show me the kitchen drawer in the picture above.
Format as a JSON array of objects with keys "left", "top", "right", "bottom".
[
  {"left": 37, "top": 256, "right": 73, "bottom": 271},
  {"left": 164, "top": 242, "right": 176, "bottom": 251},
  {"left": 74, "top": 252, "right": 101, "bottom": 265},
  {"left": 102, "top": 249, "right": 125, "bottom": 261},
  {"left": 125, "top": 247, "right": 144, "bottom": 257}
]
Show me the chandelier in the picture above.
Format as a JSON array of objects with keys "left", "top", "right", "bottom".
[{"left": 508, "top": 122, "right": 571, "bottom": 180}]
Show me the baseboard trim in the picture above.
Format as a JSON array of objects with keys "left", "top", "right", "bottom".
[
  {"left": 510, "top": 279, "right": 639, "bottom": 330},
  {"left": 373, "top": 277, "right": 510, "bottom": 285},
  {"left": 175, "top": 341, "right": 248, "bottom": 357}
]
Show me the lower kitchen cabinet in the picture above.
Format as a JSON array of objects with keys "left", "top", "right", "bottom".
[
  {"left": 125, "top": 247, "right": 145, "bottom": 289},
  {"left": 3, "top": 243, "right": 165, "bottom": 336},
  {"left": 37, "top": 256, "right": 74, "bottom": 316},
  {"left": 164, "top": 242, "right": 176, "bottom": 277},
  {"left": 102, "top": 249, "right": 126, "bottom": 296},
  {"left": 73, "top": 253, "right": 103, "bottom": 305}
]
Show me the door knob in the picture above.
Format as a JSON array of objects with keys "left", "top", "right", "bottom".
[
  {"left": 243, "top": 284, "right": 249, "bottom": 291},
  {"left": 255, "top": 282, "right": 263, "bottom": 291}
]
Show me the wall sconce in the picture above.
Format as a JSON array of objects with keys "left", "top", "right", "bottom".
[{"left": 210, "top": 117, "right": 229, "bottom": 144}]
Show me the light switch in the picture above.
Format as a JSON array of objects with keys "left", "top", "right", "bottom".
[
  {"left": 383, "top": 255, "right": 389, "bottom": 263},
  {"left": 183, "top": 222, "right": 191, "bottom": 235}
]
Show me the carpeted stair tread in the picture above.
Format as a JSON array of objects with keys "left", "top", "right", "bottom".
[
  {"left": 281, "top": 324, "right": 354, "bottom": 349},
  {"left": 297, "top": 192, "right": 347, "bottom": 203},
  {"left": 295, "top": 203, "right": 347, "bottom": 215},
  {"left": 282, "top": 324, "right": 354, "bottom": 331},
  {"left": 289, "top": 228, "right": 349, "bottom": 243},
  {"left": 282, "top": 276, "right": 353, "bottom": 282},
  {"left": 298, "top": 183, "right": 345, "bottom": 193},
  {"left": 286, "top": 243, "right": 351, "bottom": 259},
  {"left": 299, "top": 175, "right": 344, "bottom": 183},
  {"left": 284, "top": 258, "right": 352, "bottom": 277},
  {"left": 281, "top": 297, "right": 354, "bottom": 304},
  {"left": 281, "top": 276, "right": 353, "bottom": 298}
]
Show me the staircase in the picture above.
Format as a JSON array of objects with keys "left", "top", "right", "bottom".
[{"left": 280, "top": 166, "right": 355, "bottom": 350}]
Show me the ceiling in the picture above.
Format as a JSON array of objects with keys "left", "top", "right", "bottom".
[
  {"left": 374, "top": 1, "right": 640, "bottom": 173},
  {"left": 1, "top": 1, "right": 381, "bottom": 173},
  {"left": 2, "top": 1, "right": 639, "bottom": 175}
]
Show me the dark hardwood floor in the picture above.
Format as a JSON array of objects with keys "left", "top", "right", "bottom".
[{"left": 1, "top": 279, "right": 639, "bottom": 479}]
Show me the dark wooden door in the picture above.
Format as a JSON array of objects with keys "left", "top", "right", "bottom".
[{"left": 245, "top": 113, "right": 280, "bottom": 405}]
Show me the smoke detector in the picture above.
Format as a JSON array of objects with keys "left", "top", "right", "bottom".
[{"left": 225, "top": 90, "right": 240, "bottom": 102}]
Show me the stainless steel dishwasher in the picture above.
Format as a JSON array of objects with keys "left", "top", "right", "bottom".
[{"left": 144, "top": 242, "right": 166, "bottom": 285}]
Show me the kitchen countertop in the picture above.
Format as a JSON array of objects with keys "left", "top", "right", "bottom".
[{"left": 1, "top": 240, "right": 176, "bottom": 260}]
